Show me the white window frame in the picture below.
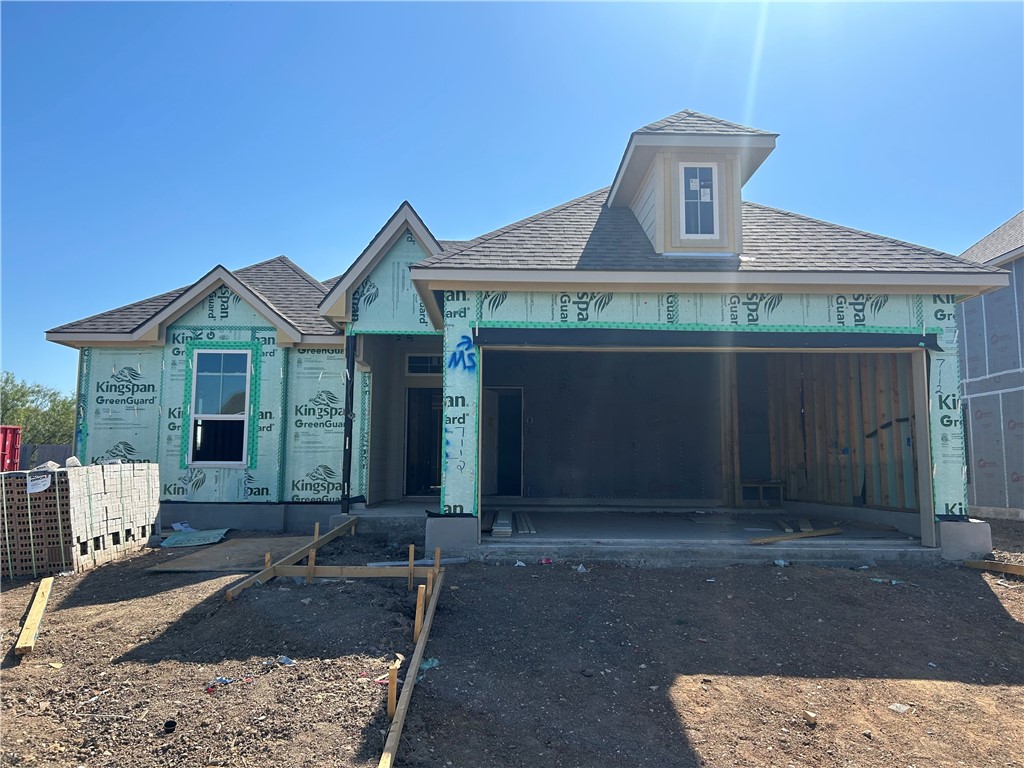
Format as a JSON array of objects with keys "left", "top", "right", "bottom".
[
  {"left": 678, "top": 162, "right": 720, "bottom": 240},
  {"left": 406, "top": 353, "right": 444, "bottom": 376},
  {"left": 188, "top": 349, "right": 251, "bottom": 467}
]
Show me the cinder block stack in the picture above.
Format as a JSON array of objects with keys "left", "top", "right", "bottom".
[{"left": 0, "top": 463, "right": 161, "bottom": 579}]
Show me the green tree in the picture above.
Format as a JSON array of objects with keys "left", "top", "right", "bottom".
[{"left": 0, "top": 372, "right": 75, "bottom": 445}]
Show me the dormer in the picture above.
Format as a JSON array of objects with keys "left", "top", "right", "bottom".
[{"left": 607, "top": 110, "right": 777, "bottom": 256}]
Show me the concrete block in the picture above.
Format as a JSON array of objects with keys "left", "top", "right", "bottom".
[
  {"left": 425, "top": 517, "right": 478, "bottom": 553},
  {"left": 939, "top": 519, "right": 993, "bottom": 561}
]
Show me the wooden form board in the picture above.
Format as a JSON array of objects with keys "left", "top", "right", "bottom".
[
  {"left": 378, "top": 569, "right": 446, "bottom": 768},
  {"left": 224, "top": 517, "right": 358, "bottom": 601},
  {"left": 764, "top": 353, "right": 920, "bottom": 512},
  {"left": 964, "top": 560, "right": 1024, "bottom": 578},
  {"left": 15, "top": 577, "right": 54, "bottom": 656}
]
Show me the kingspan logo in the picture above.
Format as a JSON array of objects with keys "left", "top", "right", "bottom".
[
  {"left": 665, "top": 293, "right": 680, "bottom": 324},
  {"left": 558, "top": 292, "right": 613, "bottom": 322},
  {"left": 295, "top": 390, "right": 345, "bottom": 420},
  {"left": 834, "top": 294, "right": 889, "bottom": 327},
  {"left": 351, "top": 278, "right": 380, "bottom": 322},
  {"left": 96, "top": 366, "right": 156, "bottom": 396},
  {"left": 163, "top": 467, "right": 207, "bottom": 497},
  {"left": 92, "top": 441, "right": 150, "bottom": 464},
  {"left": 243, "top": 469, "right": 271, "bottom": 498},
  {"left": 727, "top": 293, "right": 783, "bottom": 325},
  {"left": 483, "top": 291, "right": 509, "bottom": 314},
  {"left": 292, "top": 464, "right": 343, "bottom": 495}
]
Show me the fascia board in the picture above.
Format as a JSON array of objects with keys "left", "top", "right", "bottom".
[
  {"left": 44, "top": 332, "right": 159, "bottom": 349},
  {"left": 132, "top": 267, "right": 303, "bottom": 343},
  {"left": 409, "top": 267, "right": 1009, "bottom": 298},
  {"left": 319, "top": 203, "right": 443, "bottom": 321},
  {"left": 985, "top": 246, "right": 1024, "bottom": 269}
]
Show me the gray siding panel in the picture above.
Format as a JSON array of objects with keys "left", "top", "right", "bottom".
[
  {"left": 959, "top": 295, "right": 988, "bottom": 380},
  {"left": 983, "top": 282, "right": 1021, "bottom": 374},
  {"left": 967, "top": 393, "right": 1006, "bottom": 508},
  {"left": 1004, "top": 390, "right": 1024, "bottom": 509}
]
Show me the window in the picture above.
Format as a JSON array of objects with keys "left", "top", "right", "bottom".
[
  {"left": 407, "top": 354, "right": 443, "bottom": 375},
  {"left": 680, "top": 163, "right": 718, "bottom": 237},
  {"left": 190, "top": 351, "right": 250, "bottom": 464}
]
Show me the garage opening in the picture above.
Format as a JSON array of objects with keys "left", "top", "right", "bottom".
[{"left": 479, "top": 348, "right": 924, "bottom": 525}]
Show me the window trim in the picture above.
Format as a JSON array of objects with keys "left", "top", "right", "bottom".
[
  {"left": 678, "top": 162, "right": 720, "bottom": 240},
  {"left": 187, "top": 349, "right": 252, "bottom": 468}
]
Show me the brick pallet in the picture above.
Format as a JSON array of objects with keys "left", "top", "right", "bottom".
[{"left": 0, "top": 464, "right": 160, "bottom": 579}]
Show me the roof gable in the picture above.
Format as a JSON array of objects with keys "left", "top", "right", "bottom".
[
  {"left": 47, "top": 256, "right": 339, "bottom": 348},
  {"left": 637, "top": 109, "right": 776, "bottom": 137},
  {"left": 318, "top": 202, "right": 442, "bottom": 323}
]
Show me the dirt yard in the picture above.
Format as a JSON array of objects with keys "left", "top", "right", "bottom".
[{"left": 2, "top": 523, "right": 1023, "bottom": 768}]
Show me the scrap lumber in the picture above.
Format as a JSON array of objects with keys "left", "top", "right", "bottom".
[
  {"left": 798, "top": 518, "right": 813, "bottom": 533},
  {"left": 964, "top": 560, "right": 1024, "bottom": 578},
  {"left": 379, "top": 569, "right": 445, "bottom": 768},
  {"left": 225, "top": 517, "right": 358, "bottom": 600},
  {"left": 748, "top": 527, "right": 843, "bottom": 545},
  {"left": 776, "top": 519, "right": 794, "bottom": 533},
  {"left": 15, "top": 577, "right": 54, "bottom": 656}
]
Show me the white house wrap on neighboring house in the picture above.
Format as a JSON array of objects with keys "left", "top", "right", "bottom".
[{"left": 47, "top": 109, "right": 1009, "bottom": 554}]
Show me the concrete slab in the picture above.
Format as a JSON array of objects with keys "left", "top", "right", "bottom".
[{"left": 146, "top": 536, "right": 311, "bottom": 573}]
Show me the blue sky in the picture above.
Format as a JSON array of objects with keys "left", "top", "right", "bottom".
[{"left": 2, "top": 2, "right": 1022, "bottom": 392}]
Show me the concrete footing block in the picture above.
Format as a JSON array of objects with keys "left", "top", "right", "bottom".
[
  {"left": 426, "top": 517, "right": 478, "bottom": 552},
  {"left": 939, "top": 518, "right": 993, "bottom": 561}
]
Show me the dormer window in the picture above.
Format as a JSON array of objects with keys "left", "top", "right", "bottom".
[{"left": 681, "top": 163, "right": 718, "bottom": 238}]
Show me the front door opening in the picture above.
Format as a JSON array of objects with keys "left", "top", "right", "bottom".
[{"left": 406, "top": 387, "right": 442, "bottom": 496}]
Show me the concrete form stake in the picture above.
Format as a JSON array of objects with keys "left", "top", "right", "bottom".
[
  {"left": 413, "top": 584, "right": 425, "bottom": 643},
  {"left": 407, "top": 544, "right": 415, "bottom": 591}
]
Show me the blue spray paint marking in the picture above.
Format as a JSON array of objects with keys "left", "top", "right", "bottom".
[{"left": 447, "top": 335, "right": 477, "bottom": 372}]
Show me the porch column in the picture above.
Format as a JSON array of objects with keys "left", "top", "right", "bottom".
[
  {"left": 912, "top": 349, "right": 936, "bottom": 547},
  {"left": 926, "top": 295, "right": 969, "bottom": 523},
  {"left": 428, "top": 291, "right": 480, "bottom": 550}
]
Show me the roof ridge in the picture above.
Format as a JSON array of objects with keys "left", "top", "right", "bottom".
[
  {"left": 272, "top": 255, "right": 329, "bottom": 294},
  {"left": 427, "top": 188, "right": 610, "bottom": 265},
  {"left": 638, "top": 109, "right": 775, "bottom": 136},
  {"left": 741, "top": 200, "right": 996, "bottom": 270}
]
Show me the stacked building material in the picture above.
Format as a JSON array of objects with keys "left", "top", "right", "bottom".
[{"left": 0, "top": 464, "right": 160, "bottom": 578}]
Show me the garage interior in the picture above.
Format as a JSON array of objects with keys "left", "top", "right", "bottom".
[{"left": 477, "top": 346, "right": 927, "bottom": 544}]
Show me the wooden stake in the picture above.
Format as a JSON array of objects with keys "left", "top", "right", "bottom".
[
  {"left": 15, "top": 577, "right": 54, "bottom": 656},
  {"left": 306, "top": 545, "right": 318, "bottom": 584},
  {"left": 413, "top": 584, "right": 425, "bottom": 642},
  {"left": 407, "top": 544, "right": 415, "bottom": 592},
  {"left": 264, "top": 552, "right": 271, "bottom": 569},
  {"left": 387, "top": 664, "right": 398, "bottom": 720},
  {"left": 748, "top": 527, "right": 842, "bottom": 545},
  {"left": 426, "top": 570, "right": 434, "bottom": 601},
  {"left": 433, "top": 546, "right": 441, "bottom": 579}
]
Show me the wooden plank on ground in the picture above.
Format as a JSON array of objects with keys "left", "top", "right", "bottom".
[
  {"left": 748, "top": 527, "right": 843, "bottom": 545},
  {"left": 379, "top": 569, "right": 446, "bottom": 768},
  {"left": 798, "top": 518, "right": 813, "bottom": 532},
  {"left": 777, "top": 519, "right": 794, "bottom": 533},
  {"left": 964, "top": 560, "right": 1024, "bottom": 577},
  {"left": 15, "top": 577, "right": 54, "bottom": 656},
  {"left": 225, "top": 517, "right": 358, "bottom": 600}
]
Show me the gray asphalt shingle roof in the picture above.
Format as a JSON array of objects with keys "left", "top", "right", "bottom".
[
  {"left": 49, "top": 256, "right": 339, "bottom": 336},
  {"left": 637, "top": 109, "right": 776, "bottom": 137},
  {"left": 417, "top": 188, "right": 1003, "bottom": 275},
  {"left": 959, "top": 211, "right": 1024, "bottom": 265}
]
